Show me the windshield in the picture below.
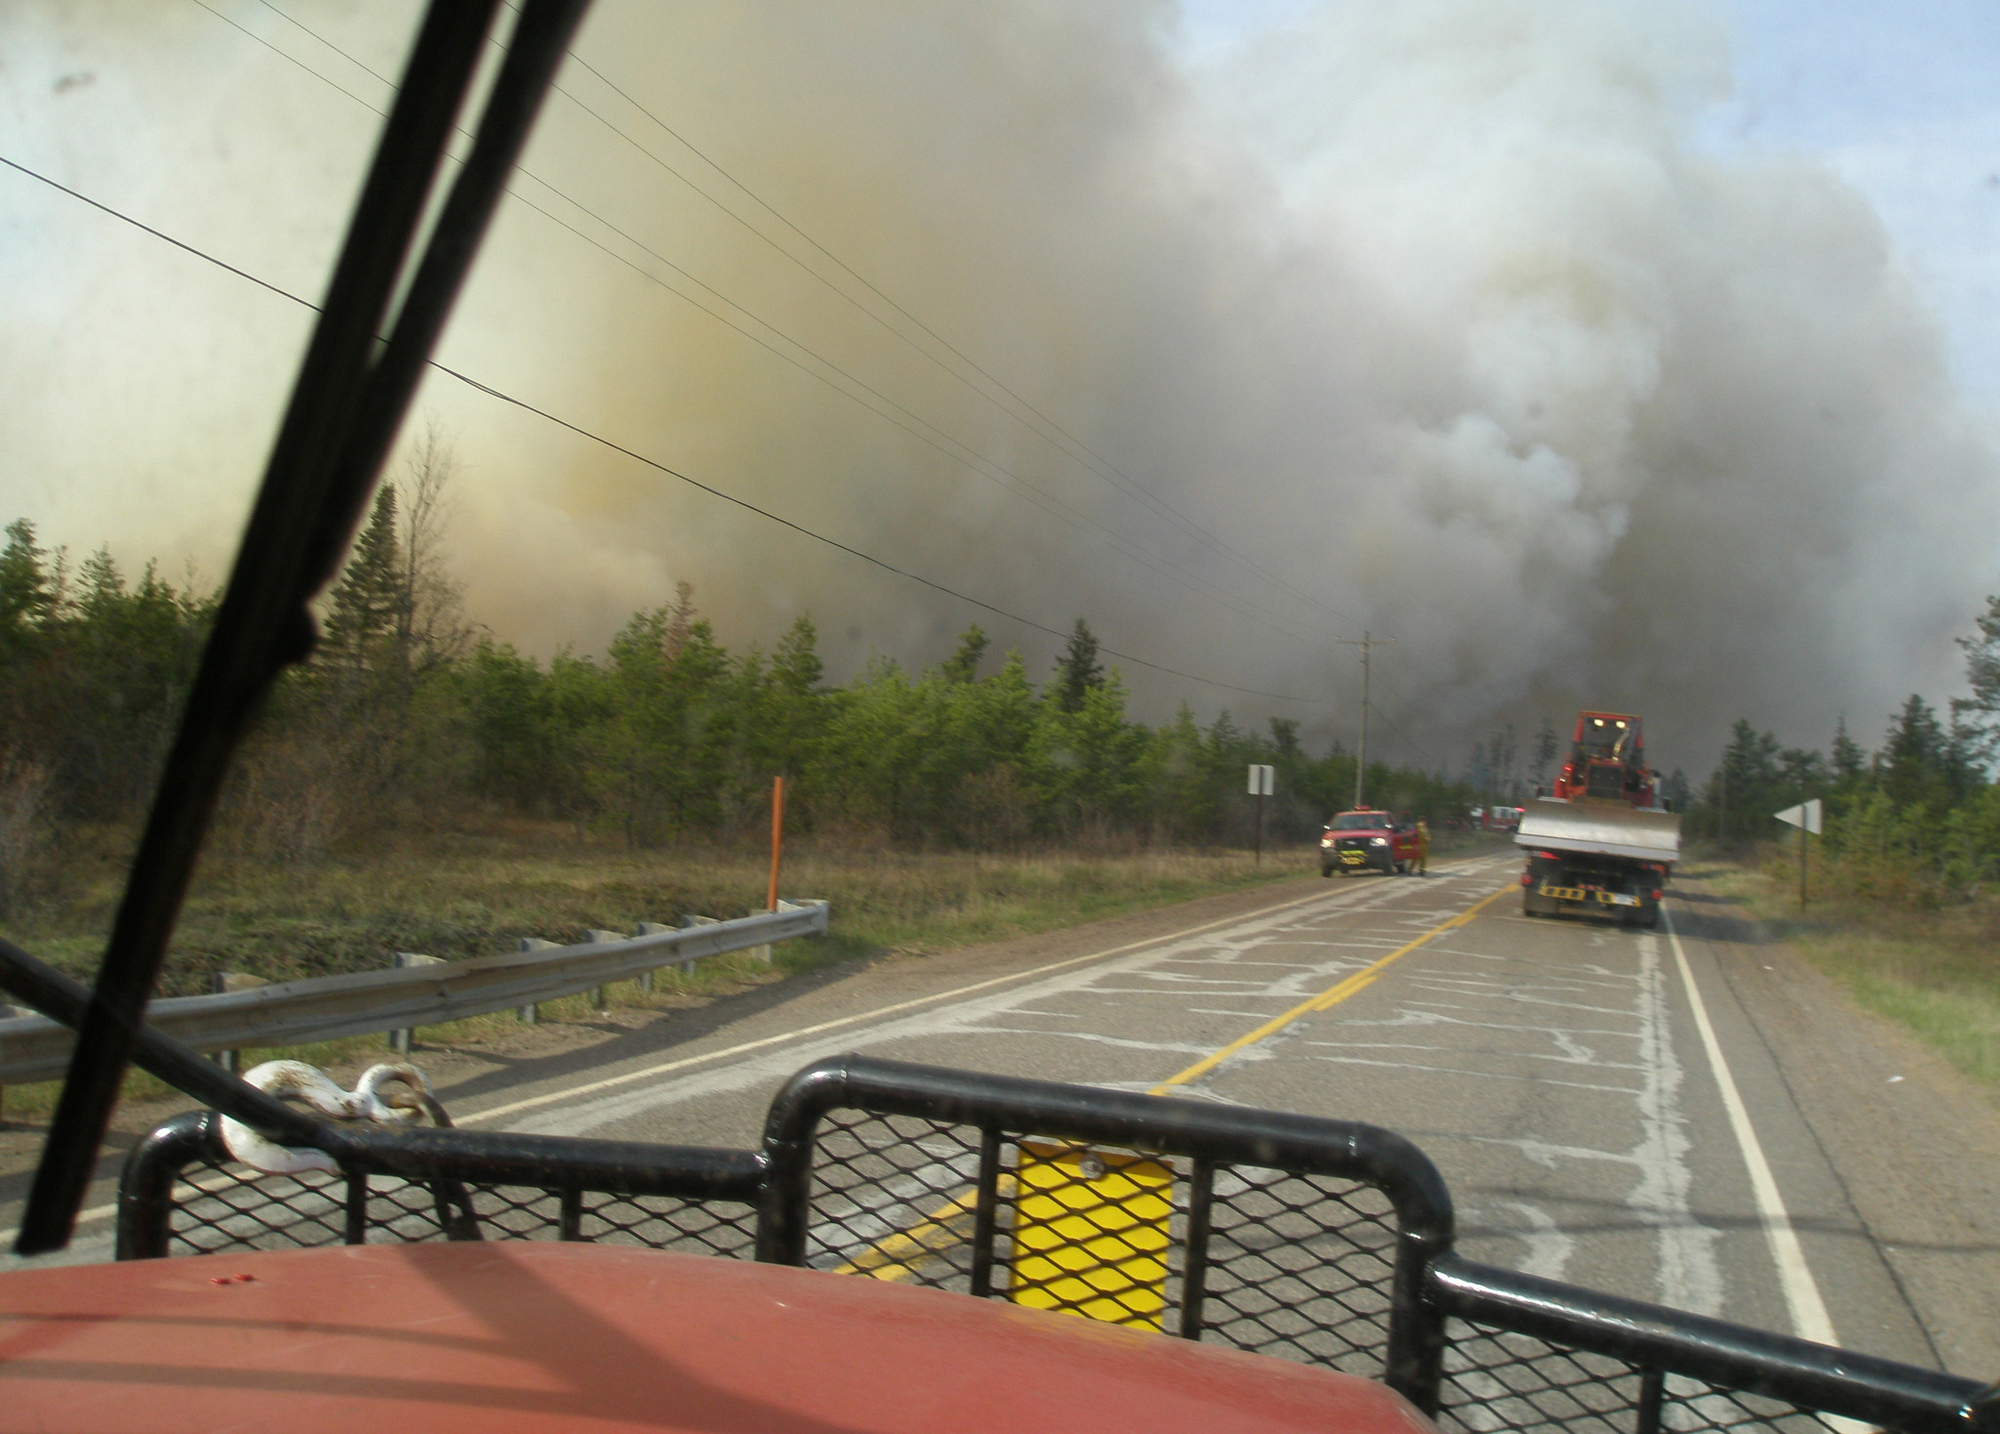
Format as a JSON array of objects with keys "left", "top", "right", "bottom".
[
  {"left": 1330, "top": 812, "right": 1390, "bottom": 830},
  {"left": 1576, "top": 717, "right": 1634, "bottom": 762}
]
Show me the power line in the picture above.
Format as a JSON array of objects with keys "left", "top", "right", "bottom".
[
  {"left": 1366, "top": 700, "right": 1444, "bottom": 768},
  {"left": 548, "top": 44, "right": 1354, "bottom": 628},
  {"left": 0, "top": 149, "right": 1321, "bottom": 706},
  {"left": 220, "top": 0, "right": 1325, "bottom": 643}
]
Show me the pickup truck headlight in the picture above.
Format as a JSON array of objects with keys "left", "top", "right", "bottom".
[
  {"left": 1320, "top": 835, "right": 1334, "bottom": 846},
  {"left": 1369, "top": 836, "right": 1388, "bottom": 846}
]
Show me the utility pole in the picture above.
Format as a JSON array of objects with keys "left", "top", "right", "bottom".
[{"left": 1337, "top": 632, "right": 1395, "bottom": 808}]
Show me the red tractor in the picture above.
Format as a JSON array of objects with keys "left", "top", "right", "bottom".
[{"left": 1517, "top": 712, "right": 1681, "bottom": 926}]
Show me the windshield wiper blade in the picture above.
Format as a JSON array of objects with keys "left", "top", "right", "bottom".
[{"left": 19, "top": 0, "right": 592, "bottom": 1256}]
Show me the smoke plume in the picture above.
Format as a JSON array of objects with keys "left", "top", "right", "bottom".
[{"left": 6, "top": 0, "right": 1996, "bottom": 771}]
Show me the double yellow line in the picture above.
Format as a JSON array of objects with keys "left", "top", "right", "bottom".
[{"left": 843, "top": 880, "right": 1510, "bottom": 1279}]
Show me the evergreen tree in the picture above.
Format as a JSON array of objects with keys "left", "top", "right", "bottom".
[
  {"left": 0, "top": 519, "right": 55, "bottom": 666},
  {"left": 1953, "top": 589, "right": 2000, "bottom": 767},
  {"left": 1052, "top": 618, "right": 1103, "bottom": 713},
  {"left": 1881, "top": 694, "right": 1949, "bottom": 806},
  {"left": 1830, "top": 715, "right": 1866, "bottom": 785},
  {"left": 941, "top": 624, "right": 989, "bottom": 684},
  {"left": 321, "top": 486, "right": 402, "bottom": 675},
  {"left": 771, "top": 615, "right": 824, "bottom": 694}
]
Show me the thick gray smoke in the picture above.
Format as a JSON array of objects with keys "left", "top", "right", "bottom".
[{"left": 6, "top": 0, "right": 1996, "bottom": 772}]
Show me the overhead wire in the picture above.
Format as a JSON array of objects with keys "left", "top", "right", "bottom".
[
  {"left": 502, "top": 0, "right": 1352, "bottom": 625},
  {"left": 545, "top": 45, "right": 1354, "bottom": 628},
  {"left": 1366, "top": 700, "right": 1445, "bottom": 770},
  {"left": 0, "top": 149, "right": 1322, "bottom": 706},
  {"left": 231, "top": 0, "right": 1329, "bottom": 643}
]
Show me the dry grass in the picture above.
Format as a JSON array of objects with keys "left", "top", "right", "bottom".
[
  {"left": 1695, "top": 850, "right": 2000, "bottom": 1094},
  {"left": 0, "top": 829, "right": 1318, "bottom": 1122}
]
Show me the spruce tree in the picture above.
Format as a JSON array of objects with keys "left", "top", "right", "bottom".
[
  {"left": 0, "top": 519, "right": 55, "bottom": 665},
  {"left": 321, "top": 486, "right": 402, "bottom": 674},
  {"left": 942, "top": 624, "right": 989, "bottom": 684},
  {"left": 1052, "top": 618, "right": 1103, "bottom": 713}
]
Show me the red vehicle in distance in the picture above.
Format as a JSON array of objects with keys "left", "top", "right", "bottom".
[{"left": 1320, "top": 807, "right": 1421, "bottom": 876}]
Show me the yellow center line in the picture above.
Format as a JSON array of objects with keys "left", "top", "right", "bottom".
[
  {"left": 1147, "top": 882, "right": 1512, "bottom": 1095},
  {"left": 839, "top": 877, "right": 1511, "bottom": 1282},
  {"left": 838, "top": 1188, "right": 987, "bottom": 1278}
]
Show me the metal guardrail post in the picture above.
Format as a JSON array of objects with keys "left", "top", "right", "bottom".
[
  {"left": 517, "top": 937, "right": 557, "bottom": 1022},
  {"left": 635, "top": 922, "right": 671, "bottom": 991},
  {"left": 390, "top": 953, "right": 444, "bottom": 1053},
  {"left": 585, "top": 932, "right": 626, "bottom": 1008},
  {"left": 678, "top": 915, "right": 719, "bottom": 973},
  {"left": 210, "top": 973, "right": 268, "bottom": 1072}
]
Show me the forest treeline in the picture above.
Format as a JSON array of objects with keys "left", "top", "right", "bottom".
[
  {"left": 1685, "top": 601, "right": 2000, "bottom": 902},
  {"left": 0, "top": 471, "right": 1480, "bottom": 910}
]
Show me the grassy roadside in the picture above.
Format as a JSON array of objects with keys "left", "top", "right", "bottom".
[
  {"left": 1690, "top": 853, "right": 2000, "bottom": 1095},
  {"left": 2, "top": 834, "right": 1326, "bottom": 1123}
]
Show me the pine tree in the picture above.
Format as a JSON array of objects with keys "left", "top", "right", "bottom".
[
  {"left": 321, "top": 486, "right": 402, "bottom": 675},
  {"left": 1882, "top": 694, "right": 1947, "bottom": 805},
  {"left": 1052, "top": 618, "right": 1103, "bottom": 713},
  {"left": 1953, "top": 590, "right": 2000, "bottom": 767},
  {"left": 772, "top": 615, "right": 824, "bottom": 694},
  {"left": 941, "top": 624, "right": 989, "bottom": 684},
  {"left": 1830, "top": 714, "right": 1866, "bottom": 784},
  {"left": 0, "top": 519, "right": 55, "bottom": 665}
]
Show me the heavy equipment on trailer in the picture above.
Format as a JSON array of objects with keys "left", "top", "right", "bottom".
[
  {"left": 2, "top": 6, "right": 1993, "bottom": 1433},
  {"left": 1517, "top": 711, "right": 1680, "bottom": 926}
]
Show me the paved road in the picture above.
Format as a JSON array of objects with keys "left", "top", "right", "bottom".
[
  {"left": 7, "top": 854, "right": 1993, "bottom": 1377},
  {"left": 443, "top": 853, "right": 1946, "bottom": 1368}
]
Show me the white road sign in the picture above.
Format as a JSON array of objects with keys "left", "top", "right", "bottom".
[
  {"left": 1773, "top": 798, "right": 1822, "bottom": 835},
  {"left": 1247, "top": 763, "right": 1274, "bottom": 796}
]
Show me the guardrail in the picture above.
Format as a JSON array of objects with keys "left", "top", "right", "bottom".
[{"left": 0, "top": 900, "right": 828, "bottom": 1083}]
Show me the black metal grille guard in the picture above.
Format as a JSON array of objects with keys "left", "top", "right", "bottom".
[{"left": 83, "top": 1017, "right": 1996, "bottom": 1434}]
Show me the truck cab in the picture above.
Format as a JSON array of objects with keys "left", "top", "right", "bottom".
[{"left": 1321, "top": 808, "right": 1420, "bottom": 876}]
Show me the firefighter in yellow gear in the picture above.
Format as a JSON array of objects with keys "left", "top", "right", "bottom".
[{"left": 1415, "top": 819, "right": 1430, "bottom": 875}]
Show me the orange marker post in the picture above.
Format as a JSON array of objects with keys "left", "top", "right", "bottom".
[{"left": 767, "top": 775, "right": 787, "bottom": 913}]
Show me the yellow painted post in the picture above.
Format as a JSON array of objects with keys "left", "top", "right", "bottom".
[{"left": 1008, "top": 1141, "right": 1174, "bottom": 1329}]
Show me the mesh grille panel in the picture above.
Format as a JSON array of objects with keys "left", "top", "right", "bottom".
[
  {"left": 1197, "top": 1164, "right": 1399, "bottom": 1375},
  {"left": 168, "top": 1159, "right": 347, "bottom": 1255},
  {"left": 582, "top": 1193, "right": 757, "bottom": 1258},
  {"left": 995, "top": 1139, "right": 1184, "bottom": 1331},
  {"left": 1441, "top": 1321, "right": 1642, "bottom": 1434},
  {"left": 802, "top": 1110, "right": 985, "bottom": 1288},
  {"left": 1660, "top": 1378, "right": 1850, "bottom": 1434}
]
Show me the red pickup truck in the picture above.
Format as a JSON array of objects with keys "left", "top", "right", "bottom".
[{"left": 1320, "top": 808, "right": 1421, "bottom": 876}]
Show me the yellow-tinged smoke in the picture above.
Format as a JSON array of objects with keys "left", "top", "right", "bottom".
[{"left": 5, "top": 0, "right": 1995, "bottom": 764}]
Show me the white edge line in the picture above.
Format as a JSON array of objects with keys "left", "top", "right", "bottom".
[{"left": 1662, "top": 903, "right": 1839, "bottom": 1346}]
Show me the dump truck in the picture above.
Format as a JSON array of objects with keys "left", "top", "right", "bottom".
[{"left": 1516, "top": 710, "right": 1680, "bottom": 926}]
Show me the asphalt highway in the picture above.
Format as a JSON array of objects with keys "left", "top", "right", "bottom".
[
  {"left": 452, "top": 853, "right": 1944, "bottom": 1367},
  {"left": 4, "top": 853, "right": 1991, "bottom": 1378}
]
